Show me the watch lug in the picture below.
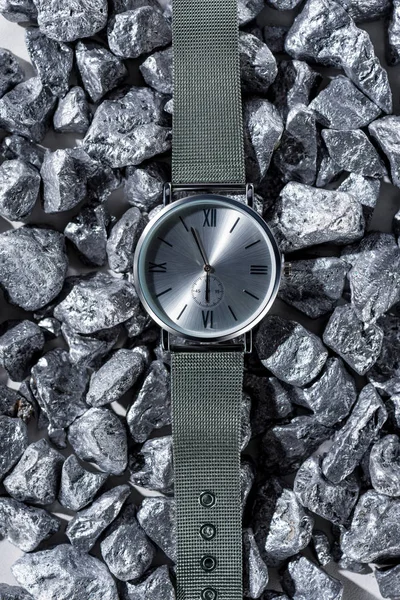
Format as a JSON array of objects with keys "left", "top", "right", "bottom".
[
  {"left": 246, "top": 183, "right": 255, "bottom": 209},
  {"left": 161, "top": 328, "right": 171, "bottom": 351},
  {"left": 244, "top": 330, "right": 253, "bottom": 354},
  {"left": 163, "top": 182, "right": 172, "bottom": 206}
]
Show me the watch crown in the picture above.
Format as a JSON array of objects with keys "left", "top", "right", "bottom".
[{"left": 283, "top": 262, "right": 292, "bottom": 278}]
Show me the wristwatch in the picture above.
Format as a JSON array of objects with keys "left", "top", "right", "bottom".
[{"left": 133, "top": 0, "right": 282, "bottom": 598}]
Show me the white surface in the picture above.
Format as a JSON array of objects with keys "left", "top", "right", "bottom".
[{"left": 0, "top": 9, "right": 396, "bottom": 600}]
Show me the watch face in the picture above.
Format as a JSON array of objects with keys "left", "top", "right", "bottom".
[{"left": 134, "top": 194, "right": 281, "bottom": 341}]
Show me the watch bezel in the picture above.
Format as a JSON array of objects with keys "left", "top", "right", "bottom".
[{"left": 133, "top": 193, "right": 282, "bottom": 343}]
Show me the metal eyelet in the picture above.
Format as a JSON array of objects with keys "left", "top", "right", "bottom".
[
  {"left": 199, "top": 491, "right": 216, "bottom": 508},
  {"left": 200, "top": 555, "right": 217, "bottom": 573},
  {"left": 201, "top": 588, "right": 218, "bottom": 600},
  {"left": 200, "top": 523, "right": 216, "bottom": 541}
]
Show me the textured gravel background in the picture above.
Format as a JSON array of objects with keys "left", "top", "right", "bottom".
[{"left": 0, "top": 1, "right": 400, "bottom": 599}]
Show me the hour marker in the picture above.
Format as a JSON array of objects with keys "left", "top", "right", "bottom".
[
  {"left": 179, "top": 216, "right": 188, "bottom": 231},
  {"left": 177, "top": 305, "right": 187, "bottom": 320},
  {"left": 230, "top": 217, "right": 240, "bottom": 233},
  {"left": 228, "top": 305, "right": 237, "bottom": 321},
  {"left": 156, "top": 287, "right": 172, "bottom": 297},
  {"left": 244, "top": 290, "right": 259, "bottom": 300},
  {"left": 202, "top": 310, "right": 214, "bottom": 328},
  {"left": 245, "top": 240, "right": 261, "bottom": 249},
  {"left": 250, "top": 265, "right": 268, "bottom": 275},
  {"left": 148, "top": 262, "right": 167, "bottom": 273},
  {"left": 203, "top": 208, "right": 217, "bottom": 227},
  {"left": 157, "top": 237, "right": 173, "bottom": 247}
]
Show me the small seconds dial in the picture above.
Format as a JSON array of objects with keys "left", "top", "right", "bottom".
[{"left": 134, "top": 194, "right": 281, "bottom": 341}]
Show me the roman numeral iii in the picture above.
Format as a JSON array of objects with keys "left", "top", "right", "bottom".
[
  {"left": 202, "top": 310, "right": 214, "bottom": 328},
  {"left": 250, "top": 265, "right": 268, "bottom": 274},
  {"left": 148, "top": 262, "right": 167, "bottom": 273},
  {"left": 203, "top": 208, "right": 217, "bottom": 227}
]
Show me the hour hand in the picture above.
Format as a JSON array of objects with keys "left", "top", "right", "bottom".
[{"left": 191, "top": 227, "right": 210, "bottom": 267}]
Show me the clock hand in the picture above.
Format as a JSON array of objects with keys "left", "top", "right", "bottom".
[
  {"left": 190, "top": 227, "right": 210, "bottom": 268},
  {"left": 205, "top": 270, "right": 210, "bottom": 303}
]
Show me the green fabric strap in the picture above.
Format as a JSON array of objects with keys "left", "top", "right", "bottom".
[
  {"left": 171, "top": 351, "right": 244, "bottom": 600},
  {"left": 171, "top": 0, "right": 245, "bottom": 184}
]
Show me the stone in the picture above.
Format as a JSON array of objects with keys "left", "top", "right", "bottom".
[
  {"left": 61, "top": 323, "right": 121, "bottom": 368},
  {"left": 25, "top": 28, "right": 73, "bottom": 97},
  {"left": 107, "top": 207, "right": 147, "bottom": 272},
  {"left": 83, "top": 87, "right": 171, "bottom": 168},
  {"left": 388, "top": 1, "right": 400, "bottom": 65},
  {"left": 302, "top": 358, "right": 357, "bottom": 427},
  {"left": 369, "top": 435, "right": 400, "bottom": 497},
  {"left": 0, "top": 159, "right": 40, "bottom": 221},
  {"left": 0, "top": 416, "right": 28, "bottom": 481},
  {"left": 368, "top": 314, "right": 400, "bottom": 396},
  {"left": 322, "top": 384, "right": 387, "bottom": 484},
  {"left": 282, "top": 556, "right": 343, "bottom": 600},
  {"left": 58, "top": 454, "right": 108, "bottom": 511},
  {"left": 0, "top": 385, "right": 34, "bottom": 421},
  {"left": 252, "top": 478, "right": 314, "bottom": 567},
  {"left": 0, "top": 77, "right": 57, "bottom": 142},
  {"left": 0, "top": 497, "right": 59, "bottom": 552},
  {"left": 70, "top": 147, "right": 122, "bottom": 202},
  {"left": 124, "top": 162, "right": 168, "bottom": 211},
  {"left": 255, "top": 315, "right": 328, "bottom": 386},
  {"left": 375, "top": 564, "right": 400, "bottom": 600},
  {"left": 243, "top": 528, "right": 269, "bottom": 598},
  {"left": 119, "top": 566, "right": 175, "bottom": 600},
  {"left": 315, "top": 147, "right": 342, "bottom": 188},
  {"left": 75, "top": 41, "right": 127, "bottom": 103},
  {"left": 241, "top": 460, "right": 255, "bottom": 510},
  {"left": 0, "top": 134, "right": 45, "bottom": 170},
  {"left": 323, "top": 304, "right": 384, "bottom": 375},
  {"left": 12, "top": 544, "right": 118, "bottom": 600},
  {"left": 87, "top": 347, "right": 149, "bottom": 407},
  {"left": 53, "top": 87, "right": 91, "bottom": 134},
  {"left": 31, "top": 348, "right": 89, "bottom": 429},
  {"left": 34, "top": 0, "right": 108, "bottom": 42},
  {"left": 108, "top": 7, "right": 171, "bottom": 59},
  {"left": 137, "top": 496, "right": 176, "bottom": 562},
  {"left": 338, "top": 173, "right": 381, "bottom": 226},
  {"left": 285, "top": 0, "right": 392, "bottom": 113},
  {"left": 239, "top": 32, "right": 277, "bottom": 93},
  {"left": 41, "top": 149, "right": 87, "bottom": 213},
  {"left": 268, "top": 182, "right": 364, "bottom": 253},
  {"left": 322, "top": 129, "right": 385, "bottom": 178},
  {"left": 100, "top": 504, "right": 155, "bottom": 581},
  {"left": 369, "top": 116, "right": 400, "bottom": 188},
  {"left": 261, "top": 415, "right": 333, "bottom": 474},
  {"left": 0, "top": 0, "right": 37, "bottom": 22},
  {"left": 278, "top": 257, "right": 349, "bottom": 319},
  {"left": 269, "top": 59, "right": 321, "bottom": 121},
  {"left": 129, "top": 435, "right": 173, "bottom": 494},
  {"left": 66, "top": 484, "right": 130, "bottom": 552},
  {"left": 342, "top": 490, "right": 400, "bottom": 562},
  {"left": 238, "top": 0, "right": 264, "bottom": 24},
  {"left": 127, "top": 359, "right": 171, "bottom": 443},
  {"left": 0, "top": 48, "right": 23, "bottom": 98},
  {"left": 312, "top": 530, "right": 332, "bottom": 567},
  {"left": 0, "top": 320, "right": 45, "bottom": 381},
  {"left": 244, "top": 374, "right": 293, "bottom": 437},
  {"left": 139, "top": 46, "right": 172, "bottom": 95},
  {"left": 267, "top": 0, "right": 302, "bottom": 8},
  {"left": 309, "top": 76, "right": 381, "bottom": 130},
  {"left": 294, "top": 455, "right": 359, "bottom": 524},
  {"left": 263, "top": 25, "right": 289, "bottom": 53},
  {"left": 0, "top": 584, "right": 33, "bottom": 599},
  {"left": 4, "top": 438, "right": 64, "bottom": 505},
  {"left": 54, "top": 272, "right": 139, "bottom": 334},
  {"left": 64, "top": 201, "right": 110, "bottom": 267},
  {"left": 337, "top": 0, "right": 391, "bottom": 22},
  {"left": 68, "top": 407, "right": 128, "bottom": 475}
]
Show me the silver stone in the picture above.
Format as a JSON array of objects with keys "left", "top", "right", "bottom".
[
  {"left": 294, "top": 455, "right": 359, "bottom": 524},
  {"left": 322, "top": 129, "right": 385, "bottom": 178},
  {"left": 0, "top": 319, "right": 44, "bottom": 381},
  {"left": 0, "top": 416, "right": 28, "bottom": 481},
  {"left": 239, "top": 32, "right": 277, "bottom": 93},
  {"left": 12, "top": 544, "right": 118, "bottom": 600},
  {"left": 323, "top": 304, "right": 384, "bottom": 375},
  {"left": 0, "top": 48, "right": 23, "bottom": 98},
  {"left": 127, "top": 359, "right": 170, "bottom": 443},
  {"left": 252, "top": 478, "right": 314, "bottom": 567},
  {"left": 108, "top": 7, "right": 171, "bottom": 59},
  {"left": 388, "top": 0, "right": 400, "bottom": 65},
  {"left": 30, "top": 348, "right": 89, "bottom": 429},
  {"left": 368, "top": 314, "right": 400, "bottom": 396},
  {"left": 69, "top": 407, "right": 128, "bottom": 475},
  {"left": 70, "top": 147, "right": 122, "bottom": 202},
  {"left": 255, "top": 315, "right": 328, "bottom": 386},
  {"left": 315, "top": 147, "right": 342, "bottom": 188},
  {"left": 322, "top": 384, "right": 387, "bottom": 484},
  {"left": 282, "top": 555, "right": 343, "bottom": 600},
  {"left": 261, "top": 594, "right": 290, "bottom": 600},
  {"left": 338, "top": 173, "right": 381, "bottom": 226},
  {"left": 76, "top": 41, "right": 127, "bottom": 103},
  {"left": 83, "top": 87, "right": 171, "bottom": 168},
  {"left": 34, "top": 0, "right": 108, "bottom": 42},
  {"left": 244, "top": 374, "right": 293, "bottom": 437},
  {"left": 137, "top": 496, "right": 176, "bottom": 562},
  {"left": 375, "top": 564, "right": 400, "bottom": 600},
  {"left": 66, "top": 484, "right": 130, "bottom": 552},
  {"left": 140, "top": 46, "right": 172, "bottom": 95},
  {"left": 41, "top": 149, "right": 87, "bottom": 213},
  {"left": 59, "top": 454, "right": 107, "bottom": 511},
  {"left": 337, "top": 0, "right": 391, "bottom": 22},
  {"left": 309, "top": 76, "right": 381, "bottom": 130},
  {"left": 285, "top": 0, "right": 392, "bottom": 113},
  {"left": 124, "top": 162, "right": 168, "bottom": 211},
  {"left": 0, "top": 77, "right": 56, "bottom": 142},
  {"left": 267, "top": 0, "right": 302, "bottom": 8},
  {"left": 369, "top": 116, "right": 400, "bottom": 188},
  {"left": 129, "top": 435, "right": 173, "bottom": 494},
  {"left": 0, "top": 497, "right": 59, "bottom": 552},
  {"left": 54, "top": 272, "right": 139, "bottom": 334},
  {"left": 241, "top": 459, "right": 255, "bottom": 510},
  {"left": 107, "top": 207, "right": 147, "bottom": 273},
  {"left": 61, "top": 322, "right": 122, "bottom": 368},
  {"left": 238, "top": 0, "right": 264, "bottom": 24},
  {"left": 0, "top": 0, "right": 37, "bottom": 22},
  {"left": 54, "top": 87, "right": 91, "bottom": 134},
  {"left": 0, "top": 134, "right": 45, "bottom": 169},
  {"left": 109, "top": 0, "right": 161, "bottom": 14},
  {"left": 312, "top": 530, "right": 332, "bottom": 567},
  {"left": 0, "top": 159, "right": 40, "bottom": 221},
  {"left": 269, "top": 59, "right": 321, "bottom": 121},
  {"left": 0, "top": 227, "right": 67, "bottom": 311},
  {"left": 100, "top": 504, "right": 155, "bottom": 581},
  {"left": 369, "top": 435, "right": 400, "bottom": 497},
  {"left": 87, "top": 347, "right": 149, "bottom": 407},
  {"left": 243, "top": 527, "right": 269, "bottom": 598},
  {"left": 0, "top": 384, "right": 33, "bottom": 421},
  {"left": 0, "top": 584, "right": 33, "bottom": 600},
  {"left": 25, "top": 28, "right": 73, "bottom": 97},
  {"left": 119, "top": 566, "right": 175, "bottom": 600},
  {"left": 4, "top": 438, "right": 64, "bottom": 505},
  {"left": 268, "top": 182, "right": 364, "bottom": 253},
  {"left": 64, "top": 201, "right": 110, "bottom": 267}
]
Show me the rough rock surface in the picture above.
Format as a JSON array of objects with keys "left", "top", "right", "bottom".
[
  {"left": 0, "top": 48, "right": 23, "bottom": 98},
  {"left": 129, "top": 435, "right": 173, "bottom": 494},
  {"left": 106, "top": 207, "right": 147, "bottom": 272},
  {"left": 0, "top": 320, "right": 45, "bottom": 381},
  {"left": 375, "top": 564, "right": 400, "bottom": 600},
  {"left": 282, "top": 556, "right": 343, "bottom": 600},
  {"left": 124, "top": 162, "right": 168, "bottom": 211},
  {"left": 137, "top": 496, "right": 176, "bottom": 562},
  {"left": 53, "top": 87, "right": 91, "bottom": 134},
  {"left": 369, "top": 435, "right": 400, "bottom": 497},
  {"left": 322, "top": 129, "right": 385, "bottom": 178},
  {"left": 0, "top": 159, "right": 40, "bottom": 221},
  {"left": 239, "top": 32, "right": 277, "bottom": 93},
  {"left": 75, "top": 41, "right": 127, "bottom": 103},
  {"left": 25, "top": 28, "right": 73, "bottom": 97},
  {"left": 0, "top": 497, "right": 59, "bottom": 552},
  {"left": 34, "top": 0, "right": 108, "bottom": 42},
  {"left": 108, "top": 7, "right": 171, "bottom": 59},
  {"left": 269, "top": 59, "right": 321, "bottom": 120},
  {"left": 243, "top": 527, "right": 269, "bottom": 598},
  {"left": 368, "top": 314, "right": 400, "bottom": 396},
  {"left": 0, "top": 416, "right": 28, "bottom": 481},
  {"left": 64, "top": 202, "right": 110, "bottom": 267},
  {"left": 139, "top": 46, "right": 172, "bottom": 95},
  {"left": 119, "top": 566, "right": 175, "bottom": 600},
  {"left": 58, "top": 454, "right": 107, "bottom": 511},
  {"left": 41, "top": 149, "right": 87, "bottom": 213},
  {"left": 369, "top": 116, "right": 400, "bottom": 188}
]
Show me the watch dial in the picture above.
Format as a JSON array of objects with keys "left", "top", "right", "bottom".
[{"left": 134, "top": 195, "right": 281, "bottom": 340}]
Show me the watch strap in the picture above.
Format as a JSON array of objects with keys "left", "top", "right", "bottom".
[
  {"left": 172, "top": 0, "right": 245, "bottom": 185},
  {"left": 171, "top": 351, "right": 244, "bottom": 600}
]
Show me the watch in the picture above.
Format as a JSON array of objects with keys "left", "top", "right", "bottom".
[{"left": 133, "top": 0, "right": 282, "bottom": 598}]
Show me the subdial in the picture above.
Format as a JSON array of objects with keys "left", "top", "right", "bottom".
[{"left": 191, "top": 274, "right": 224, "bottom": 308}]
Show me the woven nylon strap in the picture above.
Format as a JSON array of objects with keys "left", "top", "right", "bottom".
[
  {"left": 171, "top": 351, "right": 244, "bottom": 600},
  {"left": 171, "top": 0, "right": 245, "bottom": 184}
]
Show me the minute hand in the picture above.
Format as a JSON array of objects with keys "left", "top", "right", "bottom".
[{"left": 190, "top": 227, "right": 210, "bottom": 266}]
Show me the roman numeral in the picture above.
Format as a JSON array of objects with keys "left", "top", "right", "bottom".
[
  {"left": 202, "top": 310, "right": 214, "bottom": 328},
  {"left": 148, "top": 262, "right": 167, "bottom": 273},
  {"left": 250, "top": 265, "right": 268, "bottom": 275},
  {"left": 203, "top": 208, "right": 217, "bottom": 227}
]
